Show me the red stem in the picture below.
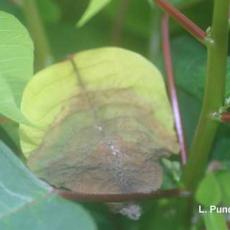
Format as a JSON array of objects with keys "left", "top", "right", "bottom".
[
  {"left": 155, "top": 0, "right": 206, "bottom": 42},
  {"left": 56, "top": 188, "right": 190, "bottom": 202},
  {"left": 162, "top": 14, "right": 187, "bottom": 165}
]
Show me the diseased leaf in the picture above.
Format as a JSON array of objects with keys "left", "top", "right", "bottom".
[
  {"left": 20, "top": 47, "right": 178, "bottom": 196},
  {"left": 0, "top": 11, "right": 33, "bottom": 123},
  {"left": 0, "top": 142, "right": 96, "bottom": 230},
  {"left": 77, "top": 0, "right": 111, "bottom": 27}
]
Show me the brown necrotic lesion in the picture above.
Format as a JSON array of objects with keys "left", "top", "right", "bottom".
[{"left": 27, "top": 61, "right": 172, "bottom": 195}]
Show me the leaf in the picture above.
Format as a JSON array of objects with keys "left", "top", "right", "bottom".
[
  {"left": 19, "top": 47, "right": 178, "bottom": 195},
  {"left": 139, "top": 199, "right": 182, "bottom": 230},
  {"left": 20, "top": 47, "right": 178, "bottom": 154},
  {"left": 0, "top": 11, "right": 33, "bottom": 123},
  {"left": 176, "top": 88, "right": 201, "bottom": 147},
  {"left": 172, "top": 35, "right": 206, "bottom": 101},
  {"left": 0, "top": 142, "right": 96, "bottom": 230},
  {"left": 77, "top": 0, "right": 111, "bottom": 27},
  {"left": 0, "top": 76, "right": 27, "bottom": 123},
  {"left": 172, "top": 35, "right": 230, "bottom": 101},
  {"left": 216, "top": 171, "right": 230, "bottom": 205},
  {"left": 0, "top": 121, "right": 20, "bottom": 153},
  {"left": 203, "top": 213, "right": 228, "bottom": 230},
  {"left": 195, "top": 173, "right": 221, "bottom": 207}
]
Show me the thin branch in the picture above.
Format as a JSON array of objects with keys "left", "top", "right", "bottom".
[
  {"left": 56, "top": 188, "right": 190, "bottom": 202},
  {"left": 161, "top": 14, "right": 187, "bottom": 165},
  {"left": 155, "top": 0, "right": 206, "bottom": 42}
]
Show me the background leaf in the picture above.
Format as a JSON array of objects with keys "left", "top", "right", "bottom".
[
  {"left": 0, "top": 11, "right": 33, "bottom": 123},
  {"left": 0, "top": 76, "right": 26, "bottom": 123},
  {"left": 204, "top": 213, "right": 228, "bottom": 230},
  {"left": 172, "top": 35, "right": 230, "bottom": 101},
  {"left": 216, "top": 171, "right": 230, "bottom": 205},
  {"left": 77, "top": 0, "right": 112, "bottom": 27},
  {"left": 0, "top": 142, "right": 96, "bottom": 230},
  {"left": 195, "top": 173, "right": 221, "bottom": 207}
]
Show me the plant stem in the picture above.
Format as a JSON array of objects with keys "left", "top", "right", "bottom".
[
  {"left": 21, "top": 0, "right": 53, "bottom": 70},
  {"left": 161, "top": 14, "right": 187, "bottom": 165},
  {"left": 155, "top": 0, "right": 206, "bottom": 42},
  {"left": 182, "top": 0, "right": 230, "bottom": 191}
]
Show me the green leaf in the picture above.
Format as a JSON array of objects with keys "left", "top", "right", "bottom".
[
  {"left": 77, "top": 0, "right": 111, "bottom": 27},
  {"left": 139, "top": 200, "right": 182, "bottom": 230},
  {"left": 0, "top": 11, "right": 33, "bottom": 123},
  {"left": 172, "top": 35, "right": 230, "bottom": 101},
  {"left": 196, "top": 173, "right": 221, "bottom": 207},
  {"left": 172, "top": 35, "right": 206, "bottom": 101},
  {"left": 0, "top": 76, "right": 27, "bottom": 123},
  {"left": 216, "top": 171, "right": 230, "bottom": 205},
  {"left": 204, "top": 213, "right": 228, "bottom": 230},
  {"left": 177, "top": 88, "right": 201, "bottom": 147},
  {"left": 0, "top": 142, "right": 96, "bottom": 230},
  {"left": 19, "top": 47, "right": 178, "bottom": 195},
  {"left": 0, "top": 120, "right": 20, "bottom": 153}
]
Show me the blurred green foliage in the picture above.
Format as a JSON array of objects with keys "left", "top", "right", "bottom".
[{"left": 0, "top": 0, "right": 230, "bottom": 229}]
